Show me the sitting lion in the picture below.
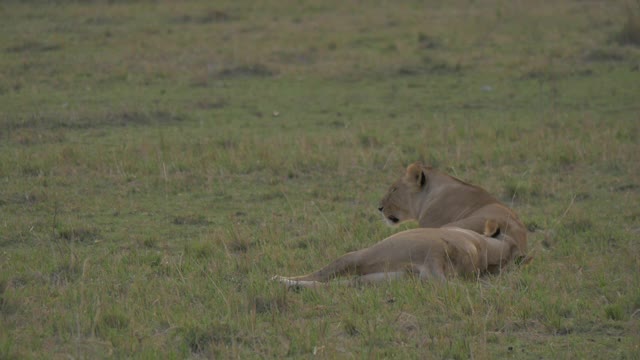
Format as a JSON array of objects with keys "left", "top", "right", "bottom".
[
  {"left": 273, "top": 220, "right": 516, "bottom": 288},
  {"left": 378, "top": 162, "right": 528, "bottom": 267}
]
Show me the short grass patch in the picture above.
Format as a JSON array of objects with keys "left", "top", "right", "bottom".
[{"left": 1, "top": 0, "right": 639, "bottom": 358}]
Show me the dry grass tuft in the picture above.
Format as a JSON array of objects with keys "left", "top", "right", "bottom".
[{"left": 615, "top": 9, "right": 640, "bottom": 45}]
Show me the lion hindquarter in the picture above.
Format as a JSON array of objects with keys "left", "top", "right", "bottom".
[
  {"left": 439, "top": 228, "right": 490, "bottom": 278},
  {"left": 444, "top": 226, "right": 517, "bottom": 275},
  {"left": 361, "top": 227, "right": 496, "bottom": 280}
]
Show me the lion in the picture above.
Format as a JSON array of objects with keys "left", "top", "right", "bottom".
[
  {"left": 273, "top": 220, "right": 516, "bottom": 288},
  {"left": 378, "top": 162, "right": 528, "bottom": 266}
]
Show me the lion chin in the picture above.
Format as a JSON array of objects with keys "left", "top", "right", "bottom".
[{"left": 383, "top": 215, "right": 400, "bottom": 226}]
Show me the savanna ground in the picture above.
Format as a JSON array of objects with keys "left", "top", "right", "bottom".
[{"left": 1, "top": 0, "right": 639, "bottom": 358}]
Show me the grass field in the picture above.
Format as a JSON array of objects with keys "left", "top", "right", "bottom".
[{"left": 1, "top": 0, "right": 639, "bottom": 358}]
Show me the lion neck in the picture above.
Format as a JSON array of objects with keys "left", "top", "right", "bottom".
[{"left": 414, "top": 171, "right": 498, "bottom": 227}]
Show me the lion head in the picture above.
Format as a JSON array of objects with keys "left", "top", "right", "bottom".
[{"left": 378, "top": 162, "right": 428, "bottom": 226}]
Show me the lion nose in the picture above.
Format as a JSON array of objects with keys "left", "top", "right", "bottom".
[{"left": 378, "top": 206, "right": 384, "bottom": 212}]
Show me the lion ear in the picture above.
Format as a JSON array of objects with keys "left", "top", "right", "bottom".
[
  {"left": 405, "top": 162, "right": 426, "bottom": 188},
  {"left": 484, "top": 219, "right": 501, "bottom": 237}
]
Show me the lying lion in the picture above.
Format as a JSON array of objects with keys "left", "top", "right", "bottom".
[
  {"left": 378, "top": 162, "right": 528, "bottom": 267},
  {"left": 273, "top": 220, "right": 516, "bottom": 288}
]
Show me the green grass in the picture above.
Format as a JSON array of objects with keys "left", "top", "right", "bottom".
[{"left": 1, "top": 0, "right": 639, "bottom": 358}]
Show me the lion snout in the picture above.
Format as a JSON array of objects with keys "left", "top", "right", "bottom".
[{"left": 378, "top": 206, "right": 401, "bottom": 225}]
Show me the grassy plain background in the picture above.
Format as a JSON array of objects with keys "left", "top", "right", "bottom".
[{"left": 1, "top": 0, "right": 639, "bottom": 358}]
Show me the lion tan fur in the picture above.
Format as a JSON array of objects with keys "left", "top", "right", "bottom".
[
  {"left": 273, "top": 220, "right": 517, "bottom": 288},
  {"left": 378, "top": 162, "right": 527, "bottom": 267},
  {"left": 274, "top": 163, "right": 528, "bottom": 288}
]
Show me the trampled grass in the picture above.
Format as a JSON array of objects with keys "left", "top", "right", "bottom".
[{"left": 1, "top": 0, "right": 639, "bottom": 358}]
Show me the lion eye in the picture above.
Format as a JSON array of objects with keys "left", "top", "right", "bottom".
[{"left": 391, "top": 187, "right": 397, "bottom": 193}]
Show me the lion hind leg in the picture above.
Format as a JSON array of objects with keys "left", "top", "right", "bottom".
[
  {"left": 417, "top": 262, "right": 447, "bottom": 283},
  {"left": 356, "top": 271, "right": 406, "bottom": 284},
  {"left": 271, "top": 275, "right": 325, "bottom": 289},
  {"left": 273, "top": 250, "right": 365, "bottom": 284},
  {"left": 273, "top": 271, "right": 407, "bottom": 289}
]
